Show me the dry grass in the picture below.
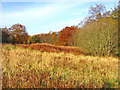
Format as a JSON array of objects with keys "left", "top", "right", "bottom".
[
  {"left": 16, "top": 43, "right": 86, "bottom": 55},
  {"left": 2, "top": 44, "right": 119, "bottom": 88}
]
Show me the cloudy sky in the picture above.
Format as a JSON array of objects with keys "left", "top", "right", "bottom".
[{"left": 1, "top": 1, "right": 118, "bottom": 35}]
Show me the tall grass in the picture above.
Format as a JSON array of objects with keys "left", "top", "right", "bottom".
[{"left": 2, "top": 44, "right": 118, "bottom": 88}]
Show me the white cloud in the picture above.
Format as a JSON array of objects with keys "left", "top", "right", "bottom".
[
  {"left": 2, "top": 2, "right": 82, "bottom": 19},
  {"left": 1, "top": 2, "right": 85, "bottom": 27}
]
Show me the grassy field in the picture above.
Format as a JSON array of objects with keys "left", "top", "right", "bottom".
[{"left": 2, "top": 44, "right": 119, "bottom": 88}]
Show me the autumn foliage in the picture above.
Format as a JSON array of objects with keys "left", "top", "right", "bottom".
[
  {"left": 0, "top": 24, "right": 29, "bottom": 44},
  {"left": 59, "top": 26, "right": 78, "bottom": 46},
  {"left": 0, "top": 4, "right": 119, "bottom": 57}
]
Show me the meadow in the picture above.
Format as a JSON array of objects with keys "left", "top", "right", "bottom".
[{"left": 2, "top": 44, "right": 119, "bottom": 88}]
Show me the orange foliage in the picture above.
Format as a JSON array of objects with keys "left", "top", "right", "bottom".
[
  {"left": 10, "top": 24, "right": 29, "bottom": 44},
  {"left": 59, "top": 26, "right": 78, "bottom": 46}
]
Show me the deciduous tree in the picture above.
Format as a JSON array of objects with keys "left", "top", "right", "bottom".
[
  {"left": 10, "top": 24, "right": 28, "bottom": 44},
  {"left": 59, "top": 26, "right": 78, "bottom": 46}
]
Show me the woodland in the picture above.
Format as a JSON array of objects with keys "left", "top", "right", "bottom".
[{"left": 0, "top": 4, "right": 119, "bottom": 57}]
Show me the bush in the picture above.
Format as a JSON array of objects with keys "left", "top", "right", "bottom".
[{"left": 75, "top": 17, "right": 118, "bottom": 57}]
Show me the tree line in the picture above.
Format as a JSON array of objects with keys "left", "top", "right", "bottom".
[
  {"left": 0, "top": 23, "right": 79, "bottom": 46},
  {"left": 0, "top": 4, "right": 119, "bottom": 57}
]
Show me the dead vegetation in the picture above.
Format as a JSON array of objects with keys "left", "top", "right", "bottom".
[
  {"left": 15, "top": 43, "right": 86, "bottom": 55},
  {"left": 2, "top": 44, "right": 119, "bottom": 88}
]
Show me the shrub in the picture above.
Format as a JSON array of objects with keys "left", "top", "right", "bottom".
[{"left": 75, "top": 17, "right": 118, "bottom": 57}]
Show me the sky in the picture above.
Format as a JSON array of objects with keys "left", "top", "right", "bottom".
[{"left": 0, "top": 1, "right": 118, "bottom": 35}]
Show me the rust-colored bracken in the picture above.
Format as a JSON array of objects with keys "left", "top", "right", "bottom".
[{"left": 15, "top": 43, "right": 86, "bottom": 55}]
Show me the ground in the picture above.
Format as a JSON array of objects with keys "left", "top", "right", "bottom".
[{"left": 1, "top": 44, "right": 119, "bottom": 88}]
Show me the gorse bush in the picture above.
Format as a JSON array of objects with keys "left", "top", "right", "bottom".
[{"left": 75, "top": 17, "right": 118, "bottom": 57}]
